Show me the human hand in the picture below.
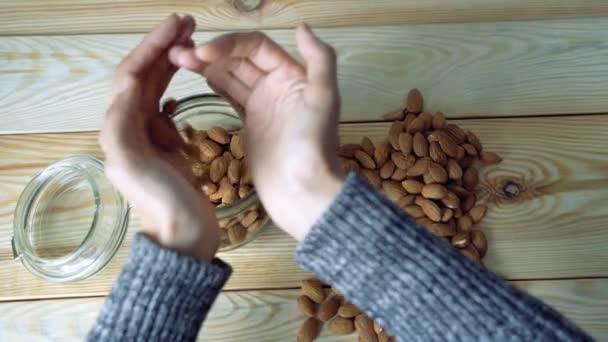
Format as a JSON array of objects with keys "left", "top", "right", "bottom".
[
  {"left": 99, "top": 14, "right": 220, "bottom": 262},
  {"left": 169, "top": 25, "right": 345, "bottom": 240}
]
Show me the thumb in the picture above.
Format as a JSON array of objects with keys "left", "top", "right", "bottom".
[
  {"left": 296, "top": 23, "right": 338, "bottom": 90},
  {"left": 169, "top": 45, "right": 208, "bottom": 73}
]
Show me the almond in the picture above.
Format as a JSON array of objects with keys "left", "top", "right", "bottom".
[
  {"left": 227, "top": 224, "right": 247, "bottom": 244},
  {"left": 406, "top": 88, "right": 423, "bottom": 113},
  {"left": 200, "top": 181, "right": 217, "bottom": 197},
  {"left": 441, "top": 208, "right": 454, "bottom": 222},
  {"left": 228, "top": 134, "right": 244, "bottom": 159},
  {"left": 199, "top": 139, "right": 223, "bottom": 162},
  {"left": 469, "top": 204, "right": 487, "bottom": 223},
  {"left": 340, "top": 158, "right": 360, "bottom": 173},
  {"left": 207, "top": 126, "right": 230, "bottom": 144},
  {"left": 374, "top": 321, "right": 384, "bottom": 334},
  {"left": 397, "top": 195, "right": 416, "bottom": 209},
  {"left": 338, "top": 143, "right": 361, "bottom": 158},
  {"left": 378, "top": 331, "right": 393, "bottom": 342},
  {"left": 241, "top": 209, "right": 259, "bottom": 227},
  {"left": 428, "top": 162, "right": 448, "bottom": 183},
  {"left": 297, "top": 295, "right": 317, "bottom": 317},
  {"left": 391, "top": 152, "right": 415, "bottom": 170},
  {"left": 406, "top": 157, "right": 430, "bottom": 177},
  {"left": 301, "top": 279, "right": 326, "bottom": 304},
  {"left": 382, "top": 181, "right": 408, "bottom": 202},
  {"left": 413, "top": 132, "right": 429, "bottom": 157},
  {"left": 403, "top": 113, "right": 417, "bottom": 129},
  {"left": 407, "top": 117, "right": 425, "bottom": 134},
  {"left": 447, "top": 159, "right": 463, "bottom": 180},
  {"left": 437, "top": 131, "right": 458, "bottom": 157},
  {"left": 388, "top": 121, "right": 403, "bottom": 150},
  {"left": 227, "top": 159, "right": 241, "bottom": 184},
  {"left": 374, "top": 141, "right": 391, "bottom": 165},
  {"left": 222, "top": 186, "right": 238, "bottom": 204},
  {"left": 354, "top": 150, "right": 376, "bottom": 169},
  {"left": 432, "top": 112, "right": 447, "bottom": 129},
  {"left": 210, "top": 156, "right": 229, "bottom": 182},
  {"left": 430, "top": 141, "right": 447, "bottom": 165},
  {"left": 318, "top": 296, "right": 341, "bottom": 321},
  {"left": 466, "top": 130, "right": 483, "bottom": 152},
  {"left": 338, "top": 303, "right": 362, "bottom": 318},
  {"left": 238, "top": 185, "right": 252, "bottom": 199},
  {"left": 404, "top": 205, "right": 425, "bottom": 218},
  {"left": 418, "top": 198, "right": 442, "bottom": 222},
  {"left": 402, "top": 179, "right": 423, "bottom": 194},
  {"left": 461, "top": 245, "right": 481, "bottom": 264},
  {"left": 328, "top": 317, "right": 355, "bottom": 335},
  {"left": 425, "top": 221, "right": 456, "bottom": 237},
  {"left": 480, "top": 151, "right": 502, "bottom": 165},
  {"left": 462, "top": 193, "right": 477, "bottom": 213},
  {"left": 441, "top": 192, "right": 460, "bottom": 209},
  {"left": 355, "top": 315, "right": 378, "bottom": 342},
  {"left": 471, "top": 230, "right": 488, "bottom": 257},
  {"left": 452, "top": 231, "right": 470, "bottom": 248},
  {"left": 379, "top": 160, "right": 396, "bottom": 179},
  {"left": 457, "top": 215, "right": 473, "bottom": 232},
  {"left": 444, "top": 124, "right": 467, "bottom": 144},
  {"left": 360, "top": 169, "right": 382, "bottom": 188},
  {"left": 191, "top": 162, "right": 207, "bottom": 178},
  {"left": 419, "top": 112, "right": 433, "bottom": 130},
  {"left": 240, "top": 162, "right": 252, "bottom": 185},
  {"left": 298, "top": 317, "right": 321, "bottom": 342},
  {"left": 463, "top": 167, "right": 479, "bottom": 190},
  {"left": 423, "top": 171, "right": 435, "bottom": 185},
  {"left": 397, "top": 132, "right": 413, "bottom": 155},
  {"left": 390, "top": 167, "right": 408, "bottom": 181},
  {"left": 462, "top": 143, "right": 478, "bottom": 156},
  {"left": 447, "top": 184, "right": 469, "bottom": 198},
  {"left": 455, "top": 145, "right": 466, "bottom": 160},
  {"left": 422, "top": 184, "right": 448, "bottom": 199},
  {"left": 361, "top": 137, "right": 375, "bottom": 156}
]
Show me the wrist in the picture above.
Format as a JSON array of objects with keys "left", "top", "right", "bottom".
[
  {"left": 143, "top": 203, "right": 220, "bottom": 263},
  {"left": 283, "top": 159, "right": 345, "bottom": 240}
]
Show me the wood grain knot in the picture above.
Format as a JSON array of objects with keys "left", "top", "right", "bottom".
[
  {"left": 233, "top": 0, "right": 263, "bottom": 12},
  {"left": 502, "top": 181, "right": 521, "bottom": 199}
]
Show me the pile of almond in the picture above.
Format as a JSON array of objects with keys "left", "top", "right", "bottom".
[
  {"left": 296, "top": 89, "right": 501, "bottom": 341},
  {"left": 180, "top": 126, "right": 267, "bottom": 248},
  {"left": 338, "top": 88, "right": 500, "bottom": 264},
  {"left": 297, "top": 278, "right": 395, "bottom": 342}
]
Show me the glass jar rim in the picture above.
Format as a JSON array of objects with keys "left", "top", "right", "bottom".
[{"left": 12, "top": 155, "right": 129, "bottom": 281}]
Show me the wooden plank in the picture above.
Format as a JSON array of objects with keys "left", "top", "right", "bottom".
[
  {"left": 1, "top": 0, "right": 608, "bottom": 35},
  {"left": 2, "top": 18, "right": 608, "bottom": 133},
  {"left": 1, "top": 117, "right": 607, "bottom": 300},
  {"left": 0, "top": 279, "right": 606, "bottom": 341}
]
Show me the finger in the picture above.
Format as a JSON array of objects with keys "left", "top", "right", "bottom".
[
  {"left": 296, "top": 23, "right": 338, "bottom": 89},
  {"left": 118, "top": 14, "right": 183, "bottom": 76},
  {"left": 229, "top": 58, "right": 264, "bottom": 88},
  {"left": 205, "top": 59, "right": 252, "bottom": 106},
  {"left": 169, "top": 46, "right": 208, "bottom": 72},
  {"left": 195, "top": 32, "right": 295, "bottom": 73}
]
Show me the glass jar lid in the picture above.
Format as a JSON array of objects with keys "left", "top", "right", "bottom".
[{"left": 12, "top": 156, "right": 129, "bottom": 282}]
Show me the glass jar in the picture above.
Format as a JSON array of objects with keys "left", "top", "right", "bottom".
[
  {"left": 171, "top": 94, "right": 270, "bottom": 251},
  {"left": 12, "top": 156, "right": 129, "bottom": 282}
]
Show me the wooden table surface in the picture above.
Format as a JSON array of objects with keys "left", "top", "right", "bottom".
[{"left": 1, "top": 1, "right": 607, "bottom": 341}]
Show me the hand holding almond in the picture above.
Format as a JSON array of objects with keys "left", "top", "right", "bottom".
[{"left": 169, "top": 25, "right": 345, "bottom": 240}]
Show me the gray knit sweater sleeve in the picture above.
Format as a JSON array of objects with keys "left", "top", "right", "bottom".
[
  {"left": 296, "top": 173, "right": 591, "bottom": 341},
  {"left": 88, "top": 233, "right": 232, "bottom": 342}
]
